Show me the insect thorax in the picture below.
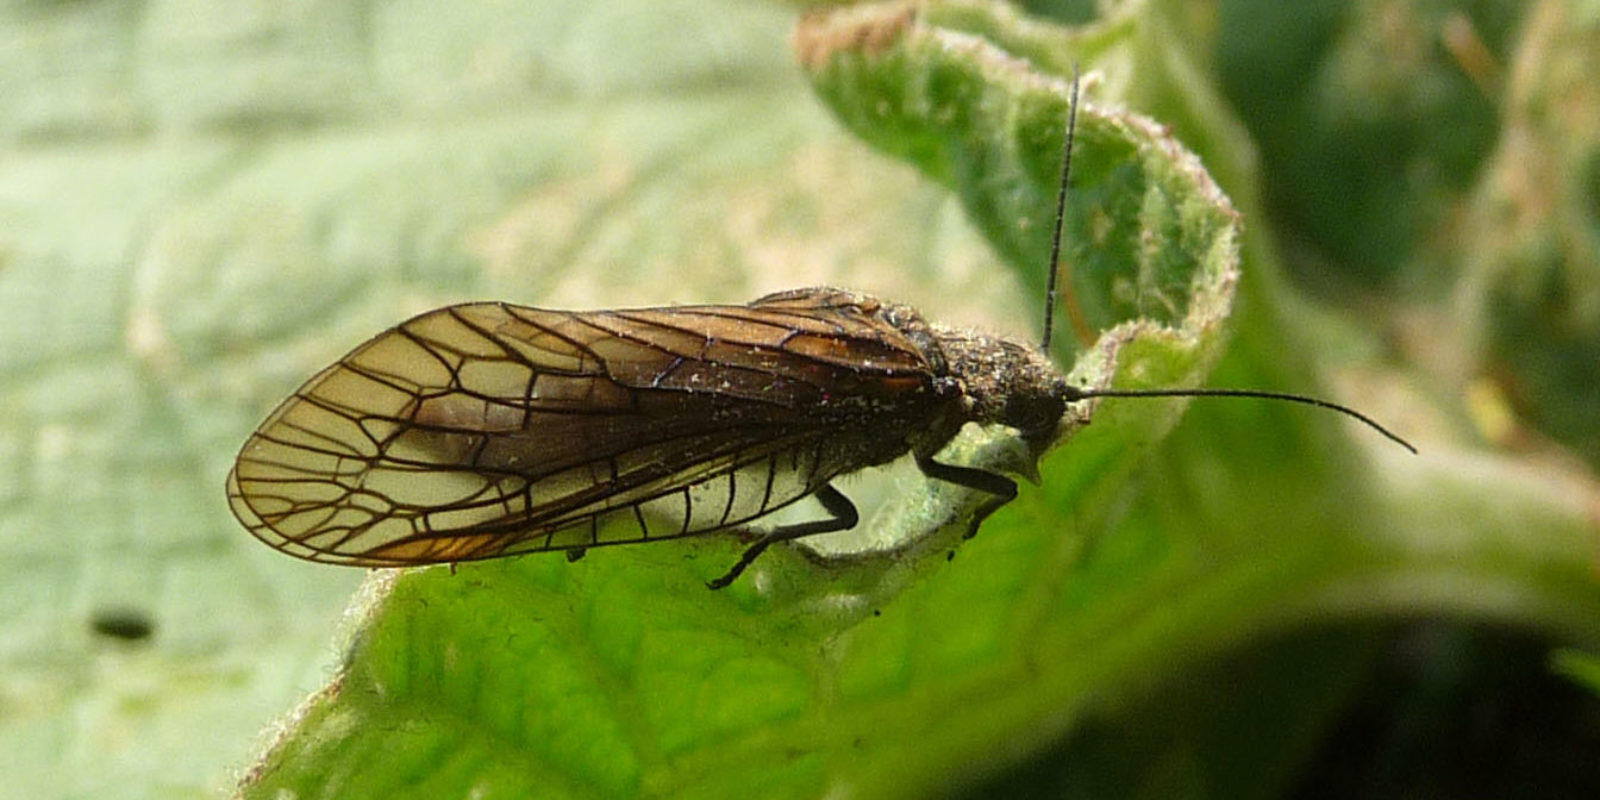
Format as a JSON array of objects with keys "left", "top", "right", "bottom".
[
  {"left": 872, "top": 299, "right": 1069, "bottom": 457},
  {"left": 933, "top": 327, "right": 1068, "bottom": 451}
]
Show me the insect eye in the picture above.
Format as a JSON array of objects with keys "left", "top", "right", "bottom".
[{"left": 1005, "top": 393, "right": 1066, "bottom": 440}]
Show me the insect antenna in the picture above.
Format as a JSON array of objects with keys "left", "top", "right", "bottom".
[
  {"left": 1041, "top": 63, "right": 1079, "bottom": 353},
  {"left": 1041, "top": 67, "right": 1416, "bottom": 456},
  {"left": 1063, "top": 385, "right": 1416, "bottom": 454}
]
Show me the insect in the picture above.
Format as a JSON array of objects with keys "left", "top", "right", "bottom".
[{"left": 226, "top": 73, "right": 1415, "bottom": 589}]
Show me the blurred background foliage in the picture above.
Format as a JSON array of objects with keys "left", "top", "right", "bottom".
[{"left": 1, "top": 0, "right": 1596, "bottom": 798}]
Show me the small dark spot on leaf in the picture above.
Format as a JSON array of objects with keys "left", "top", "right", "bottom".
[{"left": 90, "top": 609, "right": 154, "bottom": 641}]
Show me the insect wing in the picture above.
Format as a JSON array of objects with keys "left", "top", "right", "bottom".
[{"left": 227, "top": 295, "right": 939, "bottom": 566}]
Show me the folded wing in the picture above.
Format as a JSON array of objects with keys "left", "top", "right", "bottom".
[{"left": 226, "top": 294, "right": 938, "bottom": 565}]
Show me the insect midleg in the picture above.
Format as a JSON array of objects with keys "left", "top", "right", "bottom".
[
  {"left": 913, "top": 454, "right": 1019, "bottom": 540},
  {"left": 705, "top": 483, "right": 859, "bottom": 590}
]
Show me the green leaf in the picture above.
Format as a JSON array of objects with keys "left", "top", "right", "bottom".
[
  {"left": 1214, "top": 0, "right": 1513, "bottom": 280},
  {"left": 1462, "top": 0, "right": 1600, "bottom": 467},
  {"left": 9, "top": 1, "right": 1598, "bottom": 798},
  {"left": 243, "top": 4, "right": 1253, "bottom": 799},
  {"left": 1553, "top": 649, "right": 1600, "bottom": 697}
]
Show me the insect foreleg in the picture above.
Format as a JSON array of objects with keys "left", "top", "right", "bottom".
[
  {"left": 706, "top": 483, "right": 860, "bottom": 590},
  {"left": 913, "top": 453, "right": 1019, "bottom": 540}
]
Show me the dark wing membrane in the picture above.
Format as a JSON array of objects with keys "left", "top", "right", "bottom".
[{"left": 226, "top": 295, "right": 941, "bottom": 566}]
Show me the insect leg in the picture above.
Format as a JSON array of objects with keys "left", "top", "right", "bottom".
[
  {"left": 914, "top": 454, "right": 1018, "bottom": 539},
  {"left": 706, "top": 484, "right": 859, "bottom": 590}
]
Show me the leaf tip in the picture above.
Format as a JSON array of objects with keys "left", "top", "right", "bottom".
[{"left": 793, "top": 0, "right": 920, "bottom": 73}]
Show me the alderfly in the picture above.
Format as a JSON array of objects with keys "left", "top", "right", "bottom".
[{"left": 226, "top": 71, "right": 1415, "bottom": 589}]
